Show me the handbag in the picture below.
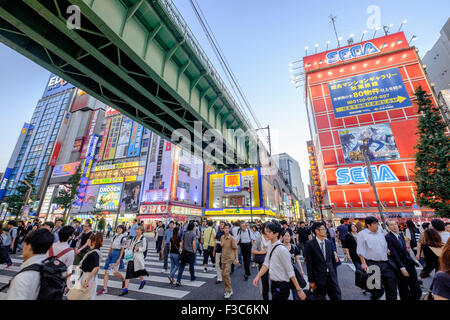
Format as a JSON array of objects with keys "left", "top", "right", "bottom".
[
  {"left": 253, "top": 254, "right": 266, "bottom": 264},
  {"left": 290, "top": 264, "right": 307, "bottom": 289},
  {"left": 305, "top": 288, "right": 325, "bottom": 300},
  {"left": 124, "top": 248, "right": 134, "bottom": 263}
]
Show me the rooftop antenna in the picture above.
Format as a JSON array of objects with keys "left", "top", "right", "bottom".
[{"left": 329, "top": 14, "right": 341, "bottom": 48}]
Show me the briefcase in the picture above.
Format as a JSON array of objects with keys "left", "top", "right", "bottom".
[{"left": 355, "top": 269, "right": 369, "bottom": 291}]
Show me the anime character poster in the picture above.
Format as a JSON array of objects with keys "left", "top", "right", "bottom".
[{"left": 338, "top": 123, "right": 400, "bottom": 163}]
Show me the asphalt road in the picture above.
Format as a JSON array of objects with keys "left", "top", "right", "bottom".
[{"left": 0, "top": 235, "right": 433, "bottom": 300}]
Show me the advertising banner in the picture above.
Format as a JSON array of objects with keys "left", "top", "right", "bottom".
[
  {"left": 97, "top": 117, "right": 112, "bottom": 162},
  {"left": 0, "top": 167, "right": 13, "bottom": 199},
  {"left": 96, "top": 183, "right": 122, "bottom": 210},
  {"left": 120, "top": 181, "right": 142, "bottom": 213},
  {"left": 338, "top": 123, "right": 400, "bottom": 163},
  {"left": 103, "top": 115, "right": 122, "bottom": 160},
  {"left": 42, "top": 74, "right": 74, "bottom": 98},
  {"left": 105, "top": 106, "right": 120, "bottom": 117},
  {"left": 127, "top": 121, "right": 144, "bottom": 157},
  {"left": 328, "top": 67, "right": 411, "bottom": 118},
  {"left": 52, "top": 162, "right": 80, "bottom": 177},
  {"left": 170, "top": 146, "right": 180, "bottom": 200},
  {"left": 139, "top": 204, "right": 168, "bottom": 214},
  {"left": 80, "top": 185, "right": 100, "bottom": 213},
  {"left": 115, "top": 117, "right": 133, "bottom": 159}
]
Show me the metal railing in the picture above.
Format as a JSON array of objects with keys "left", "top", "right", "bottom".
[{"left": 157, "top": 0, "right": 253, "bottom": 130}]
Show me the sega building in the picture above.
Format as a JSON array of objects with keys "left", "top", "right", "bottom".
[{"left": 303, "top": 32, "right": 437, "bottom": 223}]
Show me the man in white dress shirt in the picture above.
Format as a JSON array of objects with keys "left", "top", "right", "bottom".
[
  {"left": 357, "top": 216, "right": 398, "bottom": 300},
  {"left": 252, "top": 222, "right": 306, "bottom": 300}
]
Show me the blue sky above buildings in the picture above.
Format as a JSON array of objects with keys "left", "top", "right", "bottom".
[{"left": 0, "top": 0, "right": 448, "bottom": 188}]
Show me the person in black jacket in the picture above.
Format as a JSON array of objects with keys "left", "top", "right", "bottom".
[
  {"left": 304, "top": 222, "right": 342, "bottom": 300},
  {"left": 385, "top": 220, "right": 421, "bottom": 301},
  {"left": 344, "top": 223, "right": 362, "bottom": 270}
]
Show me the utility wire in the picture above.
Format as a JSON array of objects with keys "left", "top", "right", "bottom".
[{"left": 189, "top": 0, "right": 264, "bottom": 134}]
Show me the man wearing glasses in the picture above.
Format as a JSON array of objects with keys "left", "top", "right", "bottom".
[{"left": 304, "top": 222, "right": 342, "bottom": 300}]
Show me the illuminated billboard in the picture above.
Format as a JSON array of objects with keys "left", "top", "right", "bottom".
[
  {"left": 329, "top": 67, "right": 411, "bottom": 118},
  {"left": 96, "top": 183, "right": 122, "bottom": 210},
  {"left": 224, "top": 173, "right": 242, "bottom": 193},
  {"left": 338, "top": 123, "right": 400, "bottom": 163},
  {"left": 52, "top": 162, "right": 80, "bottom": 177}
]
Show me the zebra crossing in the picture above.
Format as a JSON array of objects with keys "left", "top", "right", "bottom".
[{"left": 0, "top": 237, "right": 216, "bottom": 300}]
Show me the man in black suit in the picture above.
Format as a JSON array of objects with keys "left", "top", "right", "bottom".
[
  {"left": 385, "top": 220, "right": 421, "bottom": 301},
  {"left": 304, "top": 222, "right": 342, "bottom": 300}
]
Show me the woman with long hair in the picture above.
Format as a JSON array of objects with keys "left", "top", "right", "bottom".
[
  {"left": 281, "top": 229, "right": 305, "bottom": 300},
  {"left": 67, "top": 232, "right": 103, "bottom": 300},
  {"left": 418, "top": 228, "right": 444, "bottom": 284},
  {"left": 344, "top": 223, "right": 362, "bottom": 271},
  {"left": 431, "top": 239, "right": 450, "bottom": 300},
  {"left": 168, "top": 227, "right": 181, "bottom": 284},
  {"left": 120, "top": 226, "right": 148, "bottom": 296},
  {"left": 405, "top": 220, "right": 420, "bottom": 256}
]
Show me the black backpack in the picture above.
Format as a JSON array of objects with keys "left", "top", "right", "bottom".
[{"left": 0, "top": 257, "right": 67, "bottom": 300}]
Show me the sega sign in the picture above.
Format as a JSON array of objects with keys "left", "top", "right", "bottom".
[
  {"left": 326, "top": 42, "right": 380, "bottom": 64},
  {"left": 42, "top": 73, "right": 74, "bottom": 98},
  {"left": 336, "top": 165, "right": 398, "bottom": 185}
]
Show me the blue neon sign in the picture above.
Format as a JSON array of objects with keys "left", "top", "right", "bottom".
[
  {"left": 326, "top": 42, "right": 380, "bottom": 64},
  {"left": 336, "top": 165, "right": 398, "bottom": 185}
]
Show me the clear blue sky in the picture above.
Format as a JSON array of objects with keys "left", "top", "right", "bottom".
[{"left": 0, "top": 0, "right": 449, "bottom": 190}]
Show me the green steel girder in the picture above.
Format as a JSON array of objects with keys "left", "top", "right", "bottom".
[
  {"left": 0, "top": 0, "right": 254, "bottom": 166},
  {"left": 70, "top": 0, "right": 240, "bottom": 162}
]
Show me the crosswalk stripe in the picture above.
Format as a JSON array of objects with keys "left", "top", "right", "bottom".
[
  {"left": 1, "top": 265, "right": 206, "bottom": 288},
  {"left": 0, "top": 274, "right": 190, "bottom": 299}
]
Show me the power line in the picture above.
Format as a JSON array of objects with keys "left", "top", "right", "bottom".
[{"left": 188, "top": 0, "right": 263, "bottom": 132}]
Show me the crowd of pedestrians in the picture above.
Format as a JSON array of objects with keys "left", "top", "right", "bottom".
[{"left": 0, "top": 216, "right": 449, "bottom": 301}]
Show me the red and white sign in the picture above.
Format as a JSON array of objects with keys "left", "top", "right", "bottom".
[{"left": 139, "top": 205, "right": 168, "bottom": 214}]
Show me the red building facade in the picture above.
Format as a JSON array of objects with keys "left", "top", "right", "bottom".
[{"left": 303, "top": 32, "right": 438, "bottom": 221}]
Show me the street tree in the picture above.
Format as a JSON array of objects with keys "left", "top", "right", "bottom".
[
  {"left": 413, "top": 86, "right": 450, "bottom": 217},
  {"left": 53, "top": 167, "right": 82, "bottom": 221},
  {"left": 4, "top": 170, "right": 36, "bottom": 218}
]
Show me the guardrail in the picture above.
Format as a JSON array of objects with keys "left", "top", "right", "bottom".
[{"left": 157, "top": 0, "right": 253, "bottom": 130}]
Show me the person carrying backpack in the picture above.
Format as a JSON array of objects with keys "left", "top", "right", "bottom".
[
  {"left": 3, "top": 229, "right": 68, "bottom": 300},
  {"left": 97, "top": 225, "right": 127, "bottom": 296}
]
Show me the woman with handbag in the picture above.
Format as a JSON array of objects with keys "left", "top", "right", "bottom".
[
  {"left": 281, "top": 229, "right": 306, "bottom": 300},
  {"left": 67, "top": 232, "right": 103, "bottom": 300},
  {"left": 251, "top": 223, "right": 270, "bottom": 300},
  {"left": 120, "top": 226, "right": 149, "bottom": 296}
]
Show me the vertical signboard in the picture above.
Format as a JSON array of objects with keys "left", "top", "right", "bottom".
[
  {"left": 115, "top": 117, "right": 133, "bottom": 159},
  {"left": 170, "top": 146, "right": 181, "bottom": 200},
  {"left": 97, "top": 117, "right": 112, "bottom": 162},
  {"left": 127, "top": 121, "right": 144, "bottom": 157},
  {"left": 74, "top": 134, "right": 99, "bottom": 206},
  {"left": 103, "top": 115, "right": 122, "bottom": 161}
]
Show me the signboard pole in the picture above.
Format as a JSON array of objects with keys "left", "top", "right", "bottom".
[{"left": 361, "top": 139, "right": 387, "bottom": 230}]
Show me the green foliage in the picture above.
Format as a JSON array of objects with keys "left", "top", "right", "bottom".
[
  {"left": 53, "top": 167, "right": 82, "bottom": 220},
  {"left": 4, "top": 171, "right": 36, "bottom": 217},
  {"left": 413, "top": 86, "right": 450, "bottom": 217},
  {"left": 97, "top": 217, "right": 106, "bottom": 231}
]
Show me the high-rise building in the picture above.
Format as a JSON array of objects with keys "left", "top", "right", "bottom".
[
  {"left": 273, "top": 153, "right": 305, "bottom": 201},
  {"left": 423, "top": 18, "right": 450, "bottom": 93},
  {"left": 0, "top": 74, "right": 75, "bottom": 201},
  {"left": 303, "top": 32, "right": 439, "bottom": 221}
]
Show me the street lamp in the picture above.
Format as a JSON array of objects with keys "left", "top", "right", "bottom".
[
  {"left": 398, "top": 19, "right": 407, "bottom": 32},
  {"left": 360, "top": 138, "right": 386, "bottom": 230}
]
